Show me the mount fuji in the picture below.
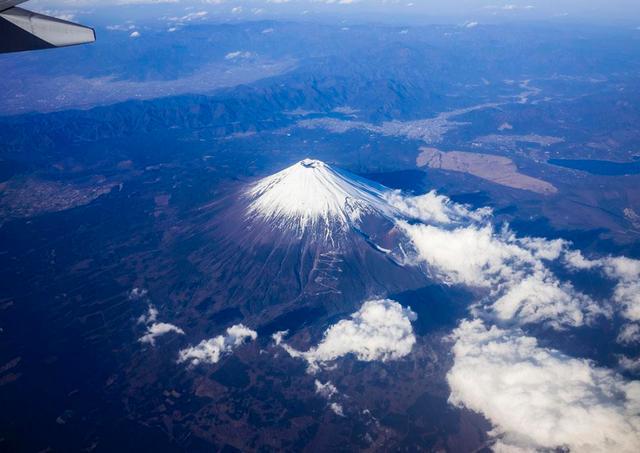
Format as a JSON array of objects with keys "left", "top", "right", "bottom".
[
  {"left": 190, "top": 159, "right": 428, "bottom": 318},
  {"left": 245, "top": 159, "right": 400, "bottom": 240}
]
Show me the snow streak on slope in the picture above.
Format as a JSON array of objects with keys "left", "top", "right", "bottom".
[{"left": 246, "top": 159, "right": 398, "bottom": 236}]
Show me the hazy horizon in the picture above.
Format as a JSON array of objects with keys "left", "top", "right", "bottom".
[{"left": 27, "top": 0, "right": 640, "bottom": 26}]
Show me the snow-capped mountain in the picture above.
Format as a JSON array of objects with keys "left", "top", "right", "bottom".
[
  {"left": 245, "top": 159, "right": 399, "bottom": 239},
  {"left": 190, "top": 159, "right": 427, "bottom": 317}
]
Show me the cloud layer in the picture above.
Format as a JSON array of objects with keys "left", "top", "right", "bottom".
[
  {"left": 384, "top": 189, "right": 640, "bottom": 452},
  {"left": 447, "top": 319, "right": 640, "bottom": 452},
  {"left": 388, "top": 189, "right": 640, "bottom": 329}
]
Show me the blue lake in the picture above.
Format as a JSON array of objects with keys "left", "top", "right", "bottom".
[{"left": 548, "top": 158, "right": 640, "bottom": 175}]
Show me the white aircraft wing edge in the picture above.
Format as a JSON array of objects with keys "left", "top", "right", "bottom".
[{"left": 0, "top": 1, "right": 95, "bottom": 53}]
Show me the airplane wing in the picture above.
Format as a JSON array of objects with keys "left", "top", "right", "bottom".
[{"left": 0, "top": 0, "right": 95, "bottom": 54}]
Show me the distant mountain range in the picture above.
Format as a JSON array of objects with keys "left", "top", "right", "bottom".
[{"left": 3, "top": 21, "right": 639, "bottom": 158}]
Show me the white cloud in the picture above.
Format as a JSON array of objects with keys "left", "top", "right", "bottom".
[
  {"left": 447, "top": 319, "right": 640, "bottom": 452},
  {"left": 518, "top": 236, "right": 566, "bottom": 261},
  {"left": 397, "top": 220, "right": 600, "bottom": 329},
  {"left": 384, "top": 185, "right": 640, "bottom": 333},
  {"left": 39, "top": 9, "right": 76, "bottom": 21},
  {"left": 399, "top": 223, "right": 532, "bottom": 287},
  {"left": 280, "top": 299, "right": 417, "bottom": 373},
  {"left": 129, "top": 30, "right": 141, "bottom": 38},
  {"left": 602, "top": 257, "right": 640, "bottom": 322},
  {"left": 137, "top": 304, "right": 158, "bottom": 324},
  {"left": 565, "top": 251, "right": 640, "bottom": 338},
  {"left": 224, "top": 50, "right": 253, "bottom": 60},
  {"left": 618, "top": 323, "right": 640, "bottom": 345},
  {"left": 492, "top": 274, "right": 592, "bottom": 328},
  {"left": 330, "top": 402, "right": 345, "bottom": 417},
  {"left": 137, "top": 304, "right": 185, "bottom": 346},
  {"left": 314, "top": 379, "right": 345, "bottom": 417},
  {"left": 178, "top": 324, "right": 257, "bottom": 366},
  {"left": 315, "top": 379, "right": 338, "bottom": 399},
  {"left": 386, "top": 190, "right": 491, "bottom": 225},
  {"left": 167, "top": 10, "right": 208, "bottom": 25},
  {"left": 619, "top": 355, "right": 640, "bottom": 374},
  {"left": 139, "top": 322, "right": 185, "bottom": 345},
  {"left": 485, "top": 4, "right": 535, "bottom": 12},
  {"left": 106, "top": 23, "right": 136, "bottom": 31},
  {"left": 272, "top": 330, "right": 288, "bottom": 346},
  {"left": 128, "top": 287, "right": 148, "bottom": 300}
]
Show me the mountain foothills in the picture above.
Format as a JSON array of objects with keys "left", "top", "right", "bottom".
[{"left": 0, "top": 19, "right": 640, "bottom": 453}]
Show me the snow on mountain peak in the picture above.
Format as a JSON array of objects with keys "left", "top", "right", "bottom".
[{"left": 245, "top": 159, "right": 397, "bottom": 235}]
